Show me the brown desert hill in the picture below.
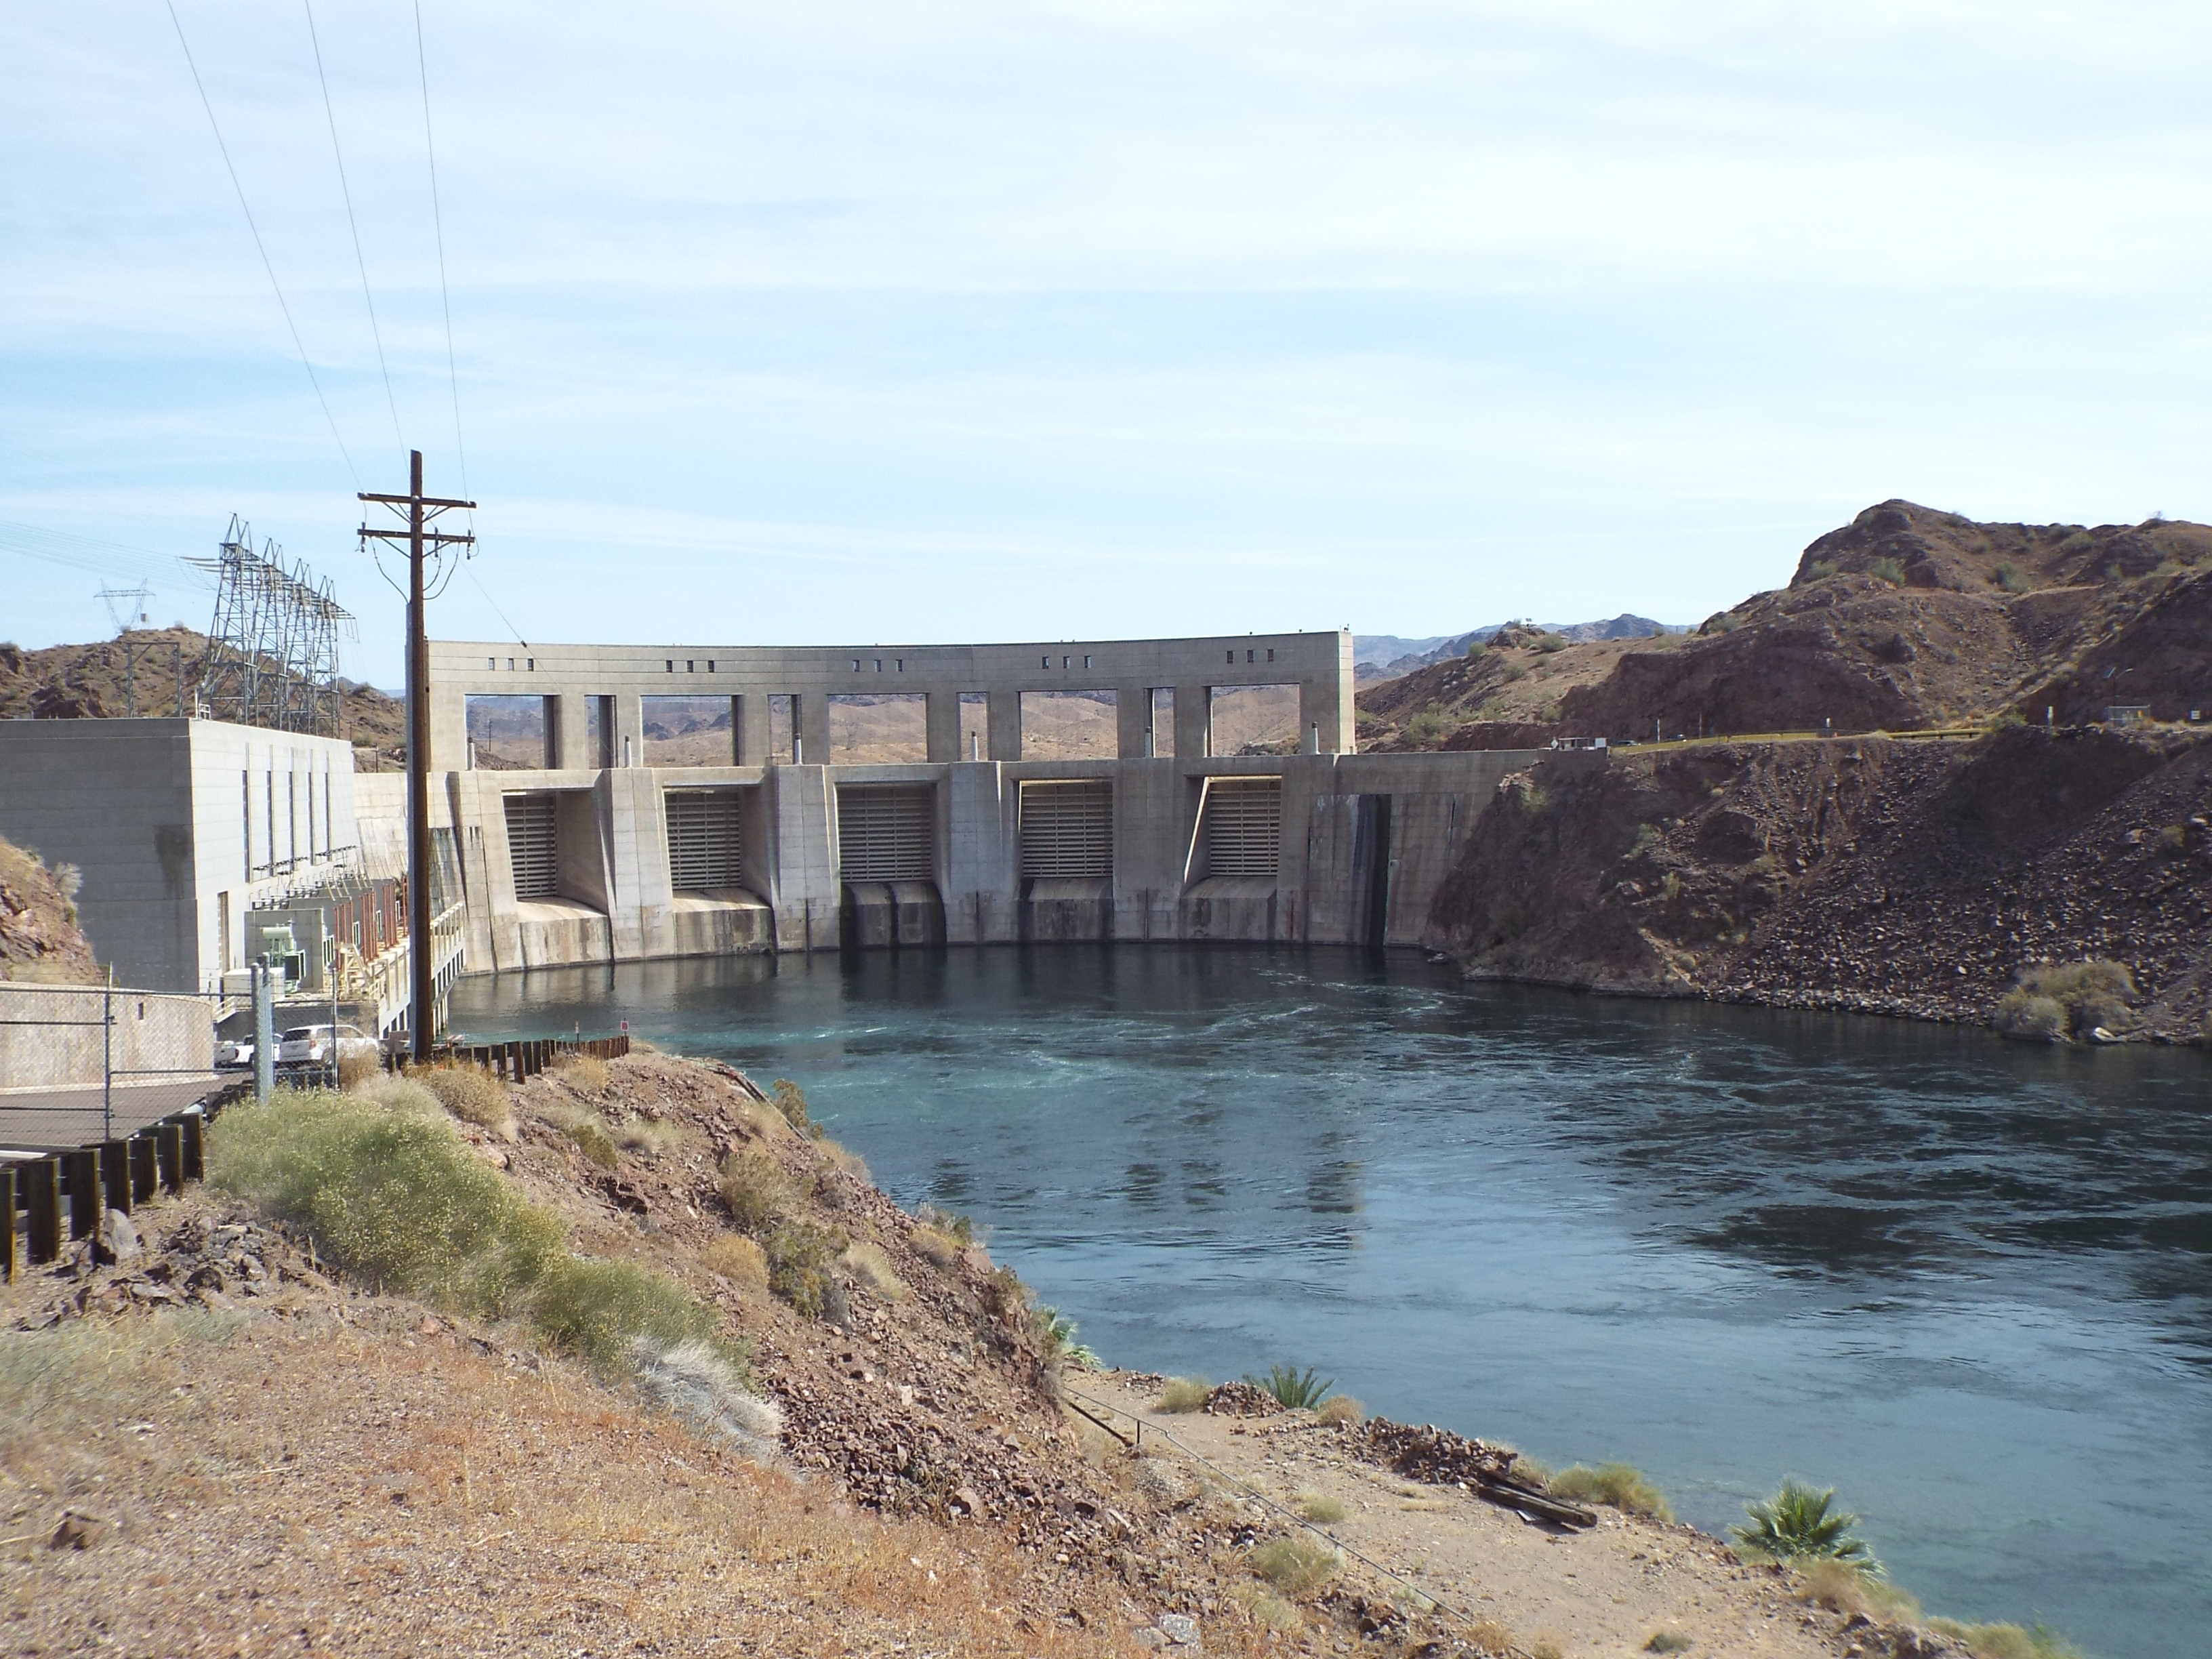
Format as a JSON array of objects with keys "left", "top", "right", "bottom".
[
  {"left": 1359, "top": 500, "right": 2212, "bottom": 750},
  {"left": 0, "top": 835, "right": 101, "bottom": 983},
  {"left": 1424, "top": 725, "right": 2212, "bottom": 1040},
  {"left": 0, "top": 627, "right": 406, "bottom": 754}
]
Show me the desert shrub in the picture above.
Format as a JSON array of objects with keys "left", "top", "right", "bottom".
[
  {"left": 1247, "top": 1364, "right": 1335, "bottom": 1410},
  {"left": 1504, "top": 1450, "right": 1552, "bottom": 1488},
  {"left": 353, "top": 1073, "right": 440, "bottom": 1113},
  {"left": 1315, "top": 1394, "right": 1363, "bottom": 1427},
  {"left": 1518, "top": 785, "right": 1551, "bottom": 814},
  {"left": 1404, "top": 706, "right": 1451, "bottom": 743},
  {"left": 916, "top": 1203, "right": 977, "bottom": 1245},
  {"left": 1802, "top": 558, "right": 1837, "bottom": 582},
  {"left": 842, "top": 1240, "right": 908, "bottom": 1303},
  {"left": 1993, "top": 992, "right": 2068, "bottom": 1043},
  {"left": 632, "top": 1338, "right": 780, "bottom": 1460},
  {"left": 532, "top": 1254, "right": 722, "bottom": 1369},
  {"left": 718, "top": 1151, "right": 794, "bottom": 1234},
  {"left": 1500, "top": 661, "right": 1528, "bottom": 683},
  {"left": 1534, "top": 632, "right": 1568, "bottom": 653},
  {"left": 1869, "top": 556, "right": 1906, "bottom": 586},
  {"left": 912, "top": 1225, "right": 963, "bottom": 1269},
  {"left": 1248, "top": 1591, "right": 1303, "bottom": 1633},
  {"left": 2160, "top": 823, "right": 2187, "bottom": 852},
  {"left": 210, "top": 1087, "right": 736, "bottom": 1374},
  {"left": 414, "top": 1064, "right": 512, "bottom": 1134},
  {"left": 336, "top": 1050, "right": 382, "bottom": 1090},
  {"left": 1797, "top": 1558, "right": 1919, "bottom": 1623},
  {"left": 566, "top": 1115, "right": 621, "bottom": 1170},
  {"left": 1661, "top": 871, "right": 1683, "bottom": 901},
  {"left": 1998, "top": 959, "right": 2136, "bottom": 1040},
  {"left": 1645, "top": 1633, "right": 1693, "bottom": 1654},
  {"left": 1732, "top": 1480, "right": 1877, "bottom": 1569},
  {"left": 769, "top": 1078, "right": 820, "bottom": 1139},
  {"left": 1993, "top": 560, "right": 2030, "bottom": 594},
  {"left": 1155, "top": 1376, "right": 1212, "bottom": 1413},
  {"left": 766, "top": 1220, "right": 847, "bottom": 1319},
  {"left": 556, "top": 1053, "right": 611, "bottom": 1095},
  {"left": 1294, "top": 1489, "right": 1347, "bottom": 1523},
  {"left": 1924, "top": 1619, "right": 2085, "bottom": 1659},
  {"left": 611, "top": 1115, "right": 687, "bottom": 1158},
  {"left": 1700, "top": 611, "right": 1741, "bottom": 635},
  {"left": 1462, "top": 639, "right": 1488, "bottom": 657},
  {"left": 1250, "top": 1535, "right": 1340, "bottom": 1596},
  {"left": 2057, "top": 530, "right": 2095, "bottom": 556},
  {"left": 1549, "top": 1462, "right": 1672, "bottom": 1520},
  {"left": 1035, "top": 1303, "right": 1100, "bottom": 1366},
  {"left": 816, "top": 1136, "right": 870, "bottom": 1183},
  {"left": 702, "top": 1233, "right": 769, "bottom": 1290}
]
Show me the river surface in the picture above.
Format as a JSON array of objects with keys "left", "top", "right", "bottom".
[{"left": 449, "top": 945, "right": 2212, "bottom": 1658}]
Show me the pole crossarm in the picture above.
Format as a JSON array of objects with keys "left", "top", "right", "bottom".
[{"left": 357, "top": 491, "right": 475, "bottom": 508}]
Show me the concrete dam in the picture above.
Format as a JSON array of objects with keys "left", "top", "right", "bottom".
[{"left": 356, "top": 629, "right": 1591, "bottom": 975}]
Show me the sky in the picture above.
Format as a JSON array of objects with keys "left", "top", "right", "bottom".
[{"left": 4, "top": 1, "right": 2209, "bottom": 687}]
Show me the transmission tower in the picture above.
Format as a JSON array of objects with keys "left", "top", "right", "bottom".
[
  {"left": 186, "top": 516, "right": 356, "bottom": 736},
  {"left": 95, "top": 583, "right": 152, "bottom": 635}
]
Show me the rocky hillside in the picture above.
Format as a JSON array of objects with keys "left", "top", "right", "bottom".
[
  {"left": 1361, "top": 501, "right": 2212, "bottom": 750},
  {"left": 1425, "top": 726, "right": 2212, "bottom": 1041},
  {"left": 0, "top": 835, "right": 100, "bottom": 983},
  {"left": 0, "top": 628, "right": 405, "bottom": 754}
]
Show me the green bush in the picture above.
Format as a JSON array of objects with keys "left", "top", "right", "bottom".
[
  {"left": 766, "top": 1219, "right": 847, "bottom": 1319},
  {"left": 414, "top": 1064, "right": 512, "bottom": 1134},
  {"left": 210, "top": 1088, "right": 742, "bottom": 1376},
  {"left": 718, "top": 1151, "right": 794, "bottom": 1234},
  {"left": 1869, "top": 557, "right": 1906, "bottom": 586},
  {"left": 1645, "top": 1633, "right": 1693, "bottom": 1654},
  {"left": 1993, "top": 561, "right": 2030, "bottom": 594},
  {"left": 1993, "top": 993, "right": 2068, "bottom": 1043},
  {"left": 769, "top": 1078, "right": 821, "bottom": 1139},
  {"left": 567, "top": 1115, "right": 621, "bottom": 1170},
  {"left": 1549, "top": 1462, "right": 1673, "bottom": 1520},
  {"left": 1534, "top": 632, "right": 1568, "bottom": 653},
  {"left": 1732, "top": 1480, "right": 1877, "bottom": 1570},
  {"left": 1802, "top": 558, "right": 1837, "bottom": 582},
  {"left": 1246, "top": 1364, "right": 1336, "bottom": 1410},
  {"left": 1997, "top": 959, "right": 2136, "bottom": 1041}
]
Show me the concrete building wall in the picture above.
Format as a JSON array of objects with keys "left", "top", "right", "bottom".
[
  {"left": 0, "top": 718, "right": 359, "bottom": 993},
  {"left": 430, "top": 630, "right": 1355, "bottom": 773}
]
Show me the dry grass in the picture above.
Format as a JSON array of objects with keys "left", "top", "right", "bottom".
[
  {"left": 611, "top": 1114, "right": 689, "bottom": 1158},
  {"left": 1315, "top": 1393, "right": 1363, "bottom": 1427},
  {"left": 353, "top": 1073, "right": 441, "bottom": 1113},
  {"left": 718, "top": 1151, "right": 794, "bottom": 1235},
  {"left": 701, "top": 1233, "right": 769, "bottom": 1290},
  {"left": 1797, "top": 1557, "right": 1919, "bottom": 1623},
  {"left": 1925, "top": 1620, "right": 2087, "bottom": 1659},
  {"left": 336, "top": 1049, "right": 381, "bottom": 1090},
  {"left": 556, "top": 1052, "right": 611, "bottom": 1095},
  {"left": 413, "top": 1063, "right": 514, "bottom": 1135},
  {"left": 0, "top": 1311, "right": 1221, "bottom": 1658},
  {"left": 817, "top": 1136, "right": 871, "bottom": 1184},
  {"left": 1293, "top": 1488, "right": 1347, "bottom": 1523},
  {"left": 1549, "top": 1461, "right": 1673, "bottom": 1520},
  {"left": 912, "top": 1225, "right": 963, "bottom": 1268},
  {"left": 1248, "top": 1533, "right": 1340, "bottom": 1596},
  {"left": 1155, "top": 1376, "right": 1212, "bottom": 1413},
  {"left": 841, "top": 1240, "right": 908, "bottom": 1303}
]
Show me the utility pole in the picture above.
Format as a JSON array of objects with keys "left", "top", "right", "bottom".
[{"left": 358, "top": 452, "right": 474, "bottom": 1061}]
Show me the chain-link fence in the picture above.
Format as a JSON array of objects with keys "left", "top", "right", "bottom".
[{"left": 0, "top": 982, "right": 224, "bottom": 1151}]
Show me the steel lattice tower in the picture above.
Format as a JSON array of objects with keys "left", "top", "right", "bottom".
[{"left": 187, "top": 516, "right": 356, "bottom": 736}]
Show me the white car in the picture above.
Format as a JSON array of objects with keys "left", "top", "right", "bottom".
[
  {"left": 274, "top": 1024, "right": 378, "bottom": 1069},
  {"left": 214, "top": 1035, "right": 255, "bottom": 1070}
]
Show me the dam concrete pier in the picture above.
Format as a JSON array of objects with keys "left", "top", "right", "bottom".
[{"left": 351, "top": 630, "right": 1593, "bottom": 975}]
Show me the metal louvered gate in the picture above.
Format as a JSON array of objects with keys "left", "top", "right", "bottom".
[
  {"left": 504, "top": 794, "right": 558, "bottom": 898},
  {"left": 836, "top": 784, "right": 934, "bottom": 881},
  {"left": 1019, "top": 779, "right": 1112, "bottom": 878},
  {"left": 1200, "top": 777, "right": 1281, "bottom": 878},
  {"left": 666, "top": 792, "right": 744, "bottom": 890}
]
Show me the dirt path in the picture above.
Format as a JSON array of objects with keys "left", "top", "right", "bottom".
[{"left": 1076, "top": 1373, "right": 1847, "bottom": 1659}]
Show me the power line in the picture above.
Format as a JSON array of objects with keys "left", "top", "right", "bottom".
[
  {"left": 302, "top": 0, "right": 403, "bottom": 446},
  {"left": 413, "top": 0, "right": 471, "bottom": 520},
  {"left": 163, "top": 0, "right": 361, "bottom": 490}
]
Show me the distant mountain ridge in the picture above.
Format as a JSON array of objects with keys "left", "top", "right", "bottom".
[{"left": 1355, "top": 616, "right": 1681, "bottom": 683}]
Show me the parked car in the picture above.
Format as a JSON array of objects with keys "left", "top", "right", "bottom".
[
  {"left": 274, "top": 1024, "right": 378, "bottom": 1069},
  {"left": 214, "top": 1034, "right": 256, "bottom": 1070}
]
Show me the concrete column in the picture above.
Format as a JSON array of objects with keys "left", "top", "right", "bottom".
[
  {"left": 1115, "top": 685, "right": 1151, "bottom": 758},
  {"left": 737, "top": 694, "right": 771, "bottom": 767},
  {"left": 1300, "top": 676, "right": 1354, "bottom": 756},
  {"left": 987, "top": 689, "right": 1023, "bottom": 761},
  {"left": 1174, "top": 683, "right": 1212, "bottom": 760},
  {"left": 925, "top": 689, "right": 962, "bottom": 762},
  {"left": 552, "top": 694, "right": 591, "bottom": 769},
  {"left": 614, "top": 695, "right": 645, "bottom": 769},
  {"left": 430, "top": 686, "right": 469, "bottom": 772},
  {"left": 795, "top": 694, "right": 831, "bottom": 768}
]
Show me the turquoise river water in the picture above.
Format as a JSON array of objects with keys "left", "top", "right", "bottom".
[{"left": 449, "top": 945, "right": 2212, "bottom": 1658}]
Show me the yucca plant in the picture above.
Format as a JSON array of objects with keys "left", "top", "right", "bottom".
[
  {"left": 1732, "top": 1480, "right": 1879, "bottom": 1571},
  {"left": 1036, "top": 1305, "right": 1100, "bottom": 1367},
  {"left": 1248, "top": 1364, "right": 1336, "bottom": 1411}
]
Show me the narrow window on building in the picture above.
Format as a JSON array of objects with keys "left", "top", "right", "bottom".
[
  {"left": 667, "top": 659, "right": 675, "bottom": 672},
  {"left": 1083, "top": 654, "right": 1092, "bottom": 670},
  {"left": 1226, "top": 650, "right": 1235, "bottom": 664},
  {"left": 508, "top": 657, "right": 516, "bottom": 671},
  {"left": 1266, "top": 649, "right": 1275, "bottom": 662},
  {"left": 1061, "top": 655, "right": 1070, "bottom": 669},
  {"left": 527, "top": 657, "right": 535, "bottom": 672},
  {"left": 306, "top": 764, "right": 316, "bottom": 855},
  {"left": 1042, "top": 656, "right": 1052, "bottom": 669},
  {"left": 706, "top": 659, "right": 714, "bottom": 673},
  {"left": 487, "top": 656, "right": 496, "bottom": 670},
  {"left": 896, "top": 659, "right": 903, "bottom": 672},
  {"left": 1248, "top": 649, "right": 1256, "bottom": 663},
  {"left": 687, "top": 659, "right": 695, "bottom": 673},
  {"left": 265, "top": 771, "right": 276, "bottom": 874},
  {"left": 323, "top": 771, "right": 333, "bottom": 857},
  {"left": 288, "top": 770, "right": 298, "bottom": 868},
  {"left": 242, "top": 770, "right": 251, "bottom": 880},
  {"left": 853, "top": 659, "right": 862, "bottom": 672}
]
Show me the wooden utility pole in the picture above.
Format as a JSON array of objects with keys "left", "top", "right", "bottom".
[{"left": 359, "top": 451, "right": 474, "bottom": 1061}]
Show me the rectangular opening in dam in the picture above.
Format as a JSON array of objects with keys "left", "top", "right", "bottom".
[
  {"left": 827, "top": 694, "right": 926, "bottom": 763},
  {"left": 1019, "top": 689, "right": 1118, "bottom": 760},
  {"left": 584, "top": 695, "right": 614, "bottom": 768},
  {"left": 836, "top": 783, "right": 934, "bottom": 880},
  {"left": 1208, "top": 684, "right": 1300, "bottom": 756},
  {"left": 769, "top": 695, "right": 796, "bottom": 764},
  {"left": 1197, "top": 777, "right": 1282, "bottom": 878},
  {"left": 1018, "top": 779, "right": 1113, "bottom": 878},
  {"left": 665, "top": 790, "right": 745, "bottom": 890},
  {"left": 641, "top": 696, "right": 737, "bottom": 766},
  {"left": 1149, "top": 687, "right": 1175, "bottom": 756},
  {"left": 960, "top": 692, "right": 987, "bottom": 760},
  {"left": 503, "top": 792, "right": 560, "bottom": 897},
  {"left": 467, "top": 695, "right": 552, "bottom": 770}
]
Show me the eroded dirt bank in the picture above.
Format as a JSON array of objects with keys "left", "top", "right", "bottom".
[{"left": 1426, "top": 726, "right": 2212, "bottom": 1041}]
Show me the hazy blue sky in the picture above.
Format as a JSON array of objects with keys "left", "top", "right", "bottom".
[{"left": 5, "top": 2, "right": 2207, "bottom": 685}]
